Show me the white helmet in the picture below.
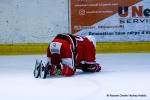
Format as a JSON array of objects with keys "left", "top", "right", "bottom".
[{"left": 86, "top": 35, "right": 96, "bottom": 48}]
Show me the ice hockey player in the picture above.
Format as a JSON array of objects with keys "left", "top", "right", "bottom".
[{"left": 33, "top": 34, "right": 101, "bottom": 79}]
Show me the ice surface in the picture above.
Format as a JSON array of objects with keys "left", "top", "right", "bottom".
[{"left": 0, "top": 54, "right": 150, "bottom": 100}]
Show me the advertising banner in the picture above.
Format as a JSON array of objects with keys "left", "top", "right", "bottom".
[{"left": 71, "top": 0, "right": 150, "bottom": 42}]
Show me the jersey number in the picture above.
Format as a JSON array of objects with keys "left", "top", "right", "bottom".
[{"left": 50, "top": 42, "right": 62, "bottom": 54}]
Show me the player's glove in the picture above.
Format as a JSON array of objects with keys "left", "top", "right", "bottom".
[{"left": 76, "top": 63, "right": 101, "bottom": 72}]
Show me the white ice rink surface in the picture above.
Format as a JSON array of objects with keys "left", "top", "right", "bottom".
[{"left": 0, "top": 54, "right": 150, "bottom": 100}]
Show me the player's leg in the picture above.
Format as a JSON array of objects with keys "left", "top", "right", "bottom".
[
  {"left": 80, "top": 37, "right": 101, "bottom": 72},
  {"left": 60, "top": 41, "right": 75, "bottom": 76},
  {"left": 61, "top": 58, "right": 75, "bottom": 76}
]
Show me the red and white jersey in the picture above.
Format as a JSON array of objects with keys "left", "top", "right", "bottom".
[{"left": 46, "top": 34, "right": 96, "bottom": 76}]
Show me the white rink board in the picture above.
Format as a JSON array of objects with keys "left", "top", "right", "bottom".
[
  {"left": 0, "top": 0, "right": 68, "bottom": 44},
  {"left": 0, "top": 54, "right": 150, "bottom": 100}
]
